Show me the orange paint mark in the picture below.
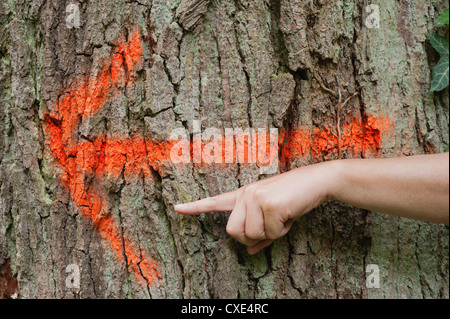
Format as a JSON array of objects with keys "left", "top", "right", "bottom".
[
  {"left": 45, "top": 28, "right": 159, "bottom": 287},
  {"left": 280, "top": 114, "right": 392, "bottom": 163}
]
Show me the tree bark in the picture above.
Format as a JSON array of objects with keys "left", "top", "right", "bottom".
[{"left": 0, "top": 0, "right": 448, "bottom": 299}]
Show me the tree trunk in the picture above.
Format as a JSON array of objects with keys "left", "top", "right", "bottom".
[{"left": 0, "top": 0, "right": 448, "bottom": 299}]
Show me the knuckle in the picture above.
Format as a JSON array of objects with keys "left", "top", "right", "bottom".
[
  {"left": 243, "top": 184, "right": 267, "bottom": 203},
  {"left": 246, "top": 229, "right": 265, "bottom": 240},
  {"left": 208, "top": 196, "right": 218, "bottom": 209},
  {"left": 253, "top": 188, "right": 267, "bottom": 202},
  {"left": 226, "top": 224, "right": 240, "bottom": 238},
  {"left": 261, "top": 197, "right": 281, "bottom": 212},
  {"left": 210, "top": 196, "right": 219, "bottom": 203},
  {"left": 243, "top": 184, "right": 258, "bottom": 197}
]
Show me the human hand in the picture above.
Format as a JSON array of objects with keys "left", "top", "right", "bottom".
[{"left": 174, "top": 161, "right": 337, "bottom": 255}]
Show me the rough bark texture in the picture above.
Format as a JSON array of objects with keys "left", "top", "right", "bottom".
[{"left": 0, "top": 0, "right": 448, "bottom": 299}]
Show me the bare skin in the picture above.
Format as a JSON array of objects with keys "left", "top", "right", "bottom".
[{"left": 175, "top": 153, "right": 449, "bottom": 255}]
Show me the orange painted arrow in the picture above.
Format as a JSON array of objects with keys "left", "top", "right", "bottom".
[{"left": 45, "top": 28, "right": 160, "bottom": 287}]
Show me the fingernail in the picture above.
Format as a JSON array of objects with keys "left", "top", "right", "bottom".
[{"left": 174, "top": 204, "right": 187, "bottom": 211}]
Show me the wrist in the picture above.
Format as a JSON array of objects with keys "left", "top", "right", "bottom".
[{"left": 323, "top": 159, "right": 347, "bottom": 202}]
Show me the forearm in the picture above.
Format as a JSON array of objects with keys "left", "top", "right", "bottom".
[{"left": 328, "top": 153, "right": 449, "bottom": 224}]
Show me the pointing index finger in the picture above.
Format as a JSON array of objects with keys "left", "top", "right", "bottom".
[{"left": 174, "top": 190, "right": 237, "bottom": 215}]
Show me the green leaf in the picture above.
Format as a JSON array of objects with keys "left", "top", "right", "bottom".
[
  {"left": 438, "top": 9, "right": 449, "bottom": 25},
  {"left": 430, "top": 55, "right": 449, "bottom": 92},
  {"left": 445, "top": 146, "right": 450, "bottom": 153},
  {"left": 427, "top": 33, "right": 449, "bottom": 56},
  {"left": 427, "top": 33, "right": 450, "bottom": 92}
]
